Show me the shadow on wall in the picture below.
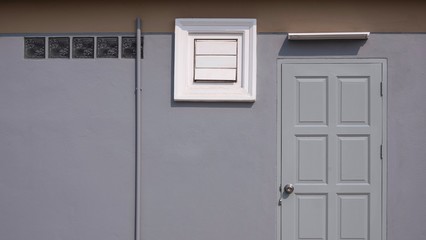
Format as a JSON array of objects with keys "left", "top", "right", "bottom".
[
  {"left": 171, "top": 100, "right": 254, "bottom": 108},
  {"left": 279, "top": 37, "right": 367, "bottom": 56}
]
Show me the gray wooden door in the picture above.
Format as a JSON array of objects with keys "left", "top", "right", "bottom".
[{"left": 279, "top": 59, "right": 385, "bottom": 240}]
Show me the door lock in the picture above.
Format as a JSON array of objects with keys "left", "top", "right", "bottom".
[{"left": 284, "top": 184, "right": 294, "bottom": 194}]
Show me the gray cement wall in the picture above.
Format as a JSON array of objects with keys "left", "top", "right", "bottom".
[
  {"left": 0, "top": 37, "right": 136, "bottom": 240},
  {"left": 1, "top": 33, "right": 426, "bottom": 240}
]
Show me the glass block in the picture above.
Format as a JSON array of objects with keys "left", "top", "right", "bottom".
[
  {"left": 24, "top": 37, "right": 45, "bottom": 59},
  {"left": 72, "top": 37, "right": 94, "bottom": 59},
  {"left": 97, "top": 37, "right": 118, "bottom": 58},
  {"left": 48, "top": 37, "right": 70, "bottom": 58},
  {"left": 121, "top": 37, "right": 144, "bottom": 59}
]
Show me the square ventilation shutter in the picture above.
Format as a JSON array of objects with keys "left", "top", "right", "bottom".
[
  {"left": 194, "top": 39, "right": 238, "bottom": 82},
  {"left": 174, "top": 18, "right": 257, "bottom": 102}
]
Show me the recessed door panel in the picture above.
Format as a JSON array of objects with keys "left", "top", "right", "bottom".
[
  {"left": 296, "top": 77, "right": 328, "bottom": 125},
  {"left": 280, "top": 59, "right": 385, "bottom": 240},
  {"left": 296, "top": 136, "right": 328, "bottom": 183},
  {"left": 338, "top": 136, "right": 370, "bottom": 183},
  {"left": 338, "top": 194, "right": 369, "bottom": 240},
  {"left": 297, "top": 195, "right": 327, "bottom": 240},
  {"left": 338, "top": 77, "right": 370, "bottom": 125}
]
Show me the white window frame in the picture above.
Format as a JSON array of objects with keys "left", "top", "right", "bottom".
[{"left": 174, "top": 18, "right": 257, "bottom": 102}]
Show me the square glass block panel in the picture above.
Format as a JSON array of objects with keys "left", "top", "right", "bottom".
[
  {"left": 121, "top": 37, "right": 143, "bottom": 59},
  {"left": 97, "top": 37, "right": 118, "bottom": 58},
  {"left": 72, "top": 37, "right": 94, "bottom": 59},
  {"left": 193, "top": 39, "right": 238, "bottom": 82},
  {"left": 24, "top": 37, "right": 45, "bottom": 59},
  {"left": 48, "top": 37, "right": 70, "bottom": 58}
]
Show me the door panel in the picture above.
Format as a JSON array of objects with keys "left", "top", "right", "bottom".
[
  {"left": 297, "top": 195, "right": 327, "bottom": 239},
  {"left": 338, "top": 136, "right": 370, "bottom": 183},
  {"left": 338, "top": 194, "right": 369, "bottom": 239},
  {"left": 280, "top": 60, "right": 384, "bottom": 240},
  {"left": 296, "top": 77, "right": 328, "bottom": 125},
  {"left": 296, "top": 136, "right": 328, "bottom": 183},
  {"left": 338, "top": 77, "right": 370, "bottom": 125}
]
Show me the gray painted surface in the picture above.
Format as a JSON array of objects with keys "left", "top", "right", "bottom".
[
  {"left": 140, "top": 34, "right": 277, "bottom": 240},
  {"left": 280, "top": 60, "right": 384, "bottom": 240},
  {"left": 278, "top": 34, "right": 426, "bottom": 240},
  {"left": 0, "top": 37, "right": 135, "bottom": 240},
  {"left": 1, "top": 33, "right": 426, "bottom": 240}
]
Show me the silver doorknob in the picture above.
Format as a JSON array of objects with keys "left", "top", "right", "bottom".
[{"left": 284, "top": 184, "right": 294, "bottom": 194}]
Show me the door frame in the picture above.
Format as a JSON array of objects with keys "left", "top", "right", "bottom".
[{"left": 276, "top": 58, "right": 387, "bottom": 240}]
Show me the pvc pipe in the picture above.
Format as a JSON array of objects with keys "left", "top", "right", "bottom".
[{"left": 135, "top": 17, "right": 142, "bottom": 240}]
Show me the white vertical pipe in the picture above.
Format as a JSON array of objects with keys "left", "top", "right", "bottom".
[{"left": 135, "top": 17, "right": 142, "bottom": 240}]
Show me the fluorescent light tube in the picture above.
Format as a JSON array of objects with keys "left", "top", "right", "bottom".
[{"left": 288, "top": 32, "right": 370, "bottom": 40}]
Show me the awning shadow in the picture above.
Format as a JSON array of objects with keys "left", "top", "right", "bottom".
[{"left": 279, "top": 36, "right": 367, "bottom": 56}]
